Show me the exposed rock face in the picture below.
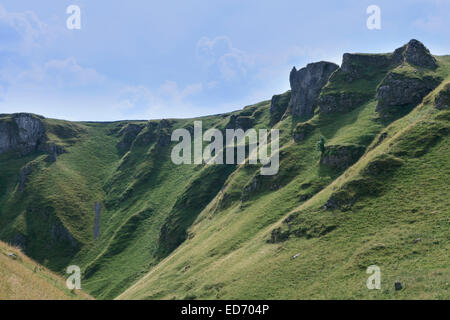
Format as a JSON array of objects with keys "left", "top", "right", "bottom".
[
  {"left": 435, "top": 83, "right": 450, "bottom": 110},
  {"left": 117, "top": 123, "right": 144, "bottom": 153},
  {"left": 389, "top": 39, "right": 437, "bottom": 69},
  {"left": 320, "top": 145, "right": 365, "bottom": 171},
  {"left": 318, "top": 92, "right": 368, "bottom": 114},
  {"left": 42, "top": 142, "right": 66, "bottom": 163},
  {"left": 362, "top": 154, "right": 404, "bottom": 177},
  {"left": 269, "top": 92, "right": 290, "bottom": 125},
  {"left": 22, "top": 206, "right": 79, "bottom": 254},
  {"left": 340, "top": 53, "right": 392, "bottom": 81},
  {"left": 18, "top": 162, "right": 39, "bottom": 192},
  {"left": 376, "top": 72, "right": 440, "bottom": 116},
  {"left": 268, "top": 227, "right": 289, "bottom": 243},
  {"left": 156, "top": 119, "right": 173, "bottom": 147},
  {"left": 0, "top": 113, "right": 46, "bottom": 155},
  {"left": 287, "top": 61, "right": 338, "bottom": 119},
  {"left": 400, "top": 39, "right": 437, "bottom": 69},
  {"left": 241, "top": 176, "right": 260, "bottom": 202},
  {"left": 134, "top": 121, "right": 158, "bottom": 146},
  {"left": 226, "top": 115, "right": 254, "bottom": 131},
  {"left": 323, "top": 178, "right": 375, "bottom": 211}
]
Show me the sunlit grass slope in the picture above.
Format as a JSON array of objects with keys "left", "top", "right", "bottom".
[
  {"left": 0, "top": 52, "right": 448, "bottom": 300},
  {"left": 0, "top": 241, "right": 91, "bottom": 300},
  {"left": 120, "top": 61, "right": 450, "bottom": 300}
]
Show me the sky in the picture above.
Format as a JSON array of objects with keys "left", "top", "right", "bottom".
[{"left": 0, "top": 0, "right": 449, "bottom": 121}]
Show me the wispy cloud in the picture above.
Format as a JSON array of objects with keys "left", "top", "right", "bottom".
[
  {"left": 0, "top": 4, "right": 50, "bottom": 54},
  {"left": 196, "top": 36, "right": 252, "bottom": 80},
  {"left": 9, "top": 57, "right": 105, "bottom": 88},
  {"left": 113, "top": 81, "right": 204, "bottom": 119}
]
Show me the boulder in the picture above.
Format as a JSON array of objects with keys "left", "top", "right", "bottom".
[
  {"left": 287, "top": 61, "right": 338, "bottom": 119},
  {"left": 395, "top": 281, "right": 403, "bottom": 291}
]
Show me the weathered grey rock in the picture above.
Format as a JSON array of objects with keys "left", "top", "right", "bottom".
[
  {"left": 320, "top": 145, "right": 365, "bottom": 171},
  {"left": 376, "top": 72, "right": 440, "bottom": 116},
  {"left": 117, "top": 123, "right": 144, "bottom": 153},
  {"left": 403, "top": 39, "right": 437, "bottom": 69},
  {"left": 269, "top": 92, "right": 290, "bottom": 125},
  {"left": 134, "top": 121, "right": 158, "bottom": 146},
  {"left": 318, "top": 92, "right": 368, "bottom": 114},
  {"left": 287, "top": 61, "right": 338, "bottom": 119},
  {"left": 226, "top": 115, "right": 254, "bottom": 131},
  {"left": 26, "top": 206, "right": 79, "bottom": 251},
  {"left": 18, "top": 162, "right": 38, "bottom": 192},
  {"left": 435, "top": 83, "right": 450, "bottom": 110},
  {"left": 7, "top": 252, "right": 18, "bottom": 260},
  {"left": 390, "top": 39, "right": 437, "bottom": 69},
  {"left": 268, "top": 227, "right": 289, "bottom": 243},
  {"left": 156, "top": 119, "right": 172, "bottom": 147},
  {"left": 362, "top": 154, "right": 404, "bottom": 177},
  {"left": 341, "top": 53, "right": 393, "bottom": 81},
  {"left": 241, "top": 176, "right": 259, "bottom": 202},
  {"left": 0, "top": 113, "right": 46, "bottom": 155},
  {"left": 50, "top": 222, "right": 77, "bottom": 249},
  {"left": 42, "top": 142, "right": 66, "bottom": 163}
]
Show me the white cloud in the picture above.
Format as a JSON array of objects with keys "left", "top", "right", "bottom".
[
  {"left": 4, "top": 57, "right": 105, "bottom": 89},
  {"left": 196, "top": 36, "right": 252, "bottom": 80},
  {"left": 158, "top": 80, "right": 203, "bottom": 102},
  {"left": 113, "top": 81, "right": 204, "bottom": 119},
  {"left": 0, "top": 4, "right": 50, "bottom": 54}
]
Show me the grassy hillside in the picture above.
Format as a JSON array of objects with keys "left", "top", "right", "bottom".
[
  {"left": 120, "top": 80, "right": 450, "bottom": 299},
  {"left": 119, "top": 55, "right": 450, "bottom": 300},
  {"left": 0, "top": 241, "right": 91, "bottom": 300},
  {"left": 0, "top": 42, "right": 448, "bottom": 300}
]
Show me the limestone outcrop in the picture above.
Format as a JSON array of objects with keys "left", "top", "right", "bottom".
[{"left": 287, "top": 61, "right": 338, "bottom": 119}]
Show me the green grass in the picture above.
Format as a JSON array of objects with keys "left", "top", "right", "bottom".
[
  {"left": 0, "top": 50, "right": 449, "bottom": 300},
  {"left": 119, "top": 86, "right": 450, "bottom": 300},
  {"left": 0, "top": 241, "right": 92, "bottom": 300}
]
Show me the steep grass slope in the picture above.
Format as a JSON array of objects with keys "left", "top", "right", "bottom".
[
  {"left": 120, "top": 81, "right": 450, "bottom": 299},
  {"left": 119, "top": 52, "right": 450, "bottom": 300},
  {"left": 0, "top": 241, "right": 91, "bottom": 300},
  {"left": 0, "top": 40, "right": 448, "bottom": 300}
]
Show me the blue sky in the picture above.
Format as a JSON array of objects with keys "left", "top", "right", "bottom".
[{"left": 0, "top": 0, "right": 449, "bottom": 121}]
